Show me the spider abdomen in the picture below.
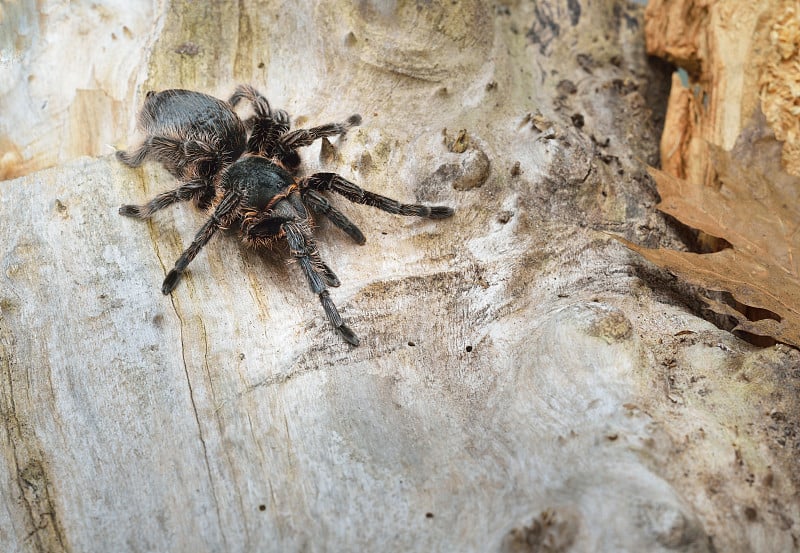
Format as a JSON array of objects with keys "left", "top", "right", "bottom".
[
  {"left": 139, "top": 89, "right": 247, "bottom": 178},
  {"left": 142, "top": 90, "right": 243, "bottom": 143}
]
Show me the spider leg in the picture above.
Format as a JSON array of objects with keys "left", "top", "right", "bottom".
[
  {"left": 283, "top": 222, "right": 358, "bottom": 345},
  {"left": 229, "top": 84, "right": 289, "bottom": 135},
  {"left": 117, "top": 136, "right": 220, "bottom": 178},
  {"left": 153, "top": 136, "right": 222, "bottom": 177},
  {"left": 116, "top": 140, "right": 152, "bottom": 168},
  {"left": 295, "top": 223, "right": 341, "bottom": 288},
  {"left": 302, "top": 189, "right": 366, "bottom": 244},
  {"left": 119, "top": 178, "right": 210, "bottom": 219},
  {"left": 316, "top": 260, "right": 341, "bottom": 288},
  {"left": 242, "top": 113, "right": 290, "bottom": 133},
  {"left": 279, "top": 115, "right": 362, "bottom": 151},
  {"left": 228, "top": 84, "right": 273, "bottom": 118},
  {"left": 228, "top": 85, "right": 292, "bottom": 155},
  {"left": 243, "top": 203, "right": 341, "bottom": 288},
  {"left": 284, "top": 192, "right": 342, "bottom": 286},
  {"left": 162, "top": 191, "right": 241, "bottom": 294},
  {"left": 300, "top": 173, "right": 455, "bottom": 219}
]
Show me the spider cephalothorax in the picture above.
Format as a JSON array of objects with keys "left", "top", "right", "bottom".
[{"left": 117, "top": 85, "right": 453, "bottom": 345}]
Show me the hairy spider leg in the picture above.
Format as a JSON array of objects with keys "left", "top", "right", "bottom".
[
  {"left": 115, "top": 141, "right": 152, "bottom": 168},
  {"left": 315, "top": 260, "right": 341, "bottom": 288},
  {"left": 162, "top": 191, "right": 241, "bottom": 294},
  {"left": 285, "top": 192, "right": 342, "bottom": 287},
  {"left": 241, "top": 219, "right": 342, "bottom": 288},
  {"left": 242, "top": 193, "right": 341, "bottom": 288},
  {"left": 278, "top": 115, "right": 362, "bottom": 151},
  {"left": 283, "top": 221, "right": 359, "bottom": 346},
  {"left": 116, "top": 135, "right": 223, "bottom": 176},
  {"left": 243, "top": 111, "right": 290, "bottom": 132},
  {"left": 228, "top": 84, "right": 274, "bottom": 119},
  {"left": 227, "top": 85, "right": 360, "bottom": 163},
  {"left": 264, "top": 115, "right": 361, "bottom": 170},
  {"left": 227, "top": 85, "right": 290, "bottom": 148},
  {"left": 119, "top": 178, "right": 209, "bottom": 219},
  {"left": 301, "top": 173, "right": 455, "bottom": 219},
  {"left": 302, "top": 189, "right": 366, "bottom": 244}
]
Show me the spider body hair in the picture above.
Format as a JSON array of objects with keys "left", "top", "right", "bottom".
[{"left": 118, "top": 85, "right": 453, "bottom": 345}]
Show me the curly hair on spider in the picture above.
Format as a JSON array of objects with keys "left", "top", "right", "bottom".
[{"left": 117, "top": 85, "right": 454, "bottom": 346}]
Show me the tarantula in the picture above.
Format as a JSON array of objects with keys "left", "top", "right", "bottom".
[{"left": 117, "top": 85, "right": 454, "bottom": 345}]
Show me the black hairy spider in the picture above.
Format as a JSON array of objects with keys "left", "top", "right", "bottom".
[{"left": 117, "top": 85, "right": 454, "bottom": 345}]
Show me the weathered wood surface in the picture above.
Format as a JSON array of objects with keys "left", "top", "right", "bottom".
[{"left": 1, "top": 1, "right": 798, "bottom": 552}]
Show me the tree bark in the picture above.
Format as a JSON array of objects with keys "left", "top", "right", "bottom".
[{"left": 1, "top": 1, "right": 797, "bottom": 552}]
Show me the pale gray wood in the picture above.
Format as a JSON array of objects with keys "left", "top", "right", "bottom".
[{"left": 1, "top": 1, "right": 798, "bottom": 552}]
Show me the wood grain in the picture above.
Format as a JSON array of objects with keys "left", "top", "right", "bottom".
[{"left": 1, "top": 1, "right": 798, "bottom": 551}]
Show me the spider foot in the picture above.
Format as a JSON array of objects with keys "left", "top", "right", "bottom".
[
  {"left": 319, "top": 290, "right": 359, "bottom": 346},
  {"left": 428, "top": 206, "right": 455, "bottom": 219},
  {"left": 162, "top": 269, "right": 182, "bottom": 294},
  {"left": 338, "top": 324, "right": 360, "bottom": 346},
  {"left": 119, "top": 204, "right": 146, "bottom": 218},
  {"left": 116, "top": 147, "right": 148, "bottom": 168}
]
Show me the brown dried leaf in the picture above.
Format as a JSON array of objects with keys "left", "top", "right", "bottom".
[{"left": 619, "top": 120, "right": 800, "bottom": 347}]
